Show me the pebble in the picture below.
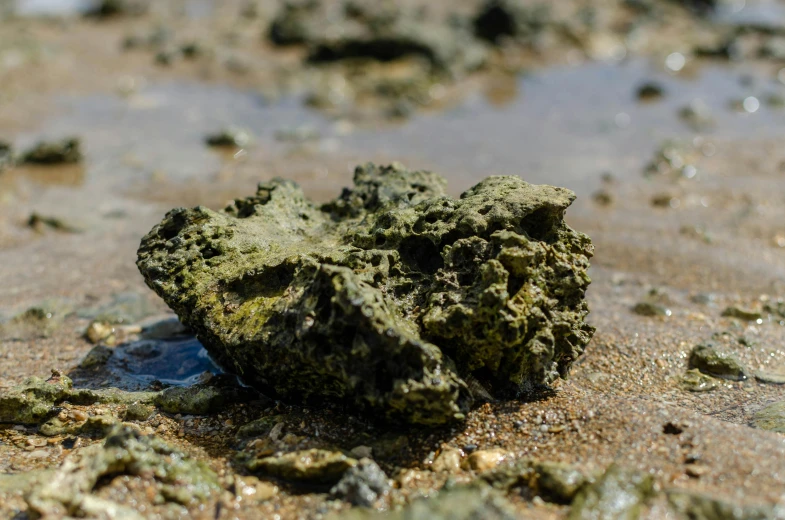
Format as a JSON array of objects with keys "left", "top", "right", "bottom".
[
  {"left": 350, "top": 445, "right": 373, "bottom": 459},
  {"left": 432, "top": 447, "right": 462, "bottom": 473},
  {"left": 466, "top": 449, "right": 509, "bottom": 473},
  {"left": 751, "top": 401, "right": 785, "bottom": 433},
  {"left": 688, "top": 344, "right": 747, "bottom": 381}
]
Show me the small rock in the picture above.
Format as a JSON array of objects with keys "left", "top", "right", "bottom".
[
  {"left": 205, "top": 128, "right": 253, "bottom": 148},
  {"left": 569, "top": 465, "right": 654, "bottom": 520},
  {"left": 79, "top": 345, "right": 113, "bottom": 369},
  {"left": 0, "top": 141, "right": 13, "bottom": 170},
  {"left": 751, "top": 401, "right": 785, "bottom": 433},
  {"left": 350, "top": 445, "right": 373, "bottom": 459},
  {"left": 123, "top": 403, "right": 155, "bottom": 422},
  {"left": 532, "top": 461, "right": 590, "bottom": 504},
  {"left": 466, "top": 449, "right": 509, "bottom": 473},
  {"left": 667, "top": 490, "right": 775, "bottom": 519},
  {"left": 432, "top": 447, "right": 463, "bottom": 473},
  {"left": 592, "top": 190, "right": 613, "bottom": 207},
  {"left": 330, "top": 458, "right": 390, "bottom": 507},
  {"left": 338, "top": 481, "right": 518, "bottom": 520},
  {"left": 754, "top": 371, "right": 785, "bottom": 385},
  {"left": 632, "top": 302, "right": 671, "bottom": 317},
  {"left": 637, "top": 82, "right": 664, "bottom": 102},
  {"left": 247, "top": 449, "right": 357, "bottom": 483},
  {"left": 85, "top": 321, "right": 116, "bottom": 345},
  {"left": 233, "top": 475, "right": 278, "bottom": 502},
  {"left": 688, "top": 344, "right": 747, "bottom": 381},
  {"left": 721, "top": 306, "right": 762, "bottom": 321},
  {"left": 27, "top": 214, "right": 82, "bottom": 234},
  {"left": 20, "top": 138, "right": 82, "bottom": 165},
  {"left": 236, "top": 415, "right": 287, "bottom": 439},
  {"left": 680, "top": 369, "right": 717, "bottom": 392}
]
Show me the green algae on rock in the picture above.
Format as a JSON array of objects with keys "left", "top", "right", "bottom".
[
  {"left": 688, "top": 344, "right": 747, "bottom": 381},
  {"left": 26, "top": 425, "right": 220, "bottom": 518},
  {"left": 137, "top": 163, "right": 594, "bottom": 425},
  {"left": 247, "top": 448, "right": 357, "bottom": 484},
  {"left": 569, "top": 465, "right": 654, "bottom": 520},
  {"left": 750, "top": 401, "right": 785, "bottom": 433}
]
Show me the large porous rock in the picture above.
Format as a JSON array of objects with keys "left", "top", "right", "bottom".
[{"left": 137, "top": 163, "right": 594, "bottom": 425}]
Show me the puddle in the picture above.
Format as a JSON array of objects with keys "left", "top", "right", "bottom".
[
  {"left": 344, "top": 59, "right": 785, "bottom": 196},
  {"left": 12, "top": 0, "right": 93, "bottom": 16},
  {"left": 88, "top": 335, "right": 223, "bottom": 391}
]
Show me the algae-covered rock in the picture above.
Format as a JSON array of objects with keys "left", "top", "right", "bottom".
[
  {"left": 154, "top": 376, "right": 256, "bottom": 415},
  {"left": 666, "top": 490, "right": 774, "bottom": 520},
  {"left": 473, "top": 0, "right": 551, "bottom": 45},
  {"left": 750, "top": 401, "right": 785, "bottom": 433},
  {"left": 20, "top": 137, "right": 82, "bottom": 165},
  {"left": 0, "top": 371, "right": 74, "bottom": 424},
  {"left": 336, "top": 482, "right": 518, "bottom": 520},
  {"left": 247, "top": 448, "right": 357, "bottom": 483},
  {"left": 680, "top": 369, "right": 717, "bottom": 392},
  {"left": 688, "top": 344, "right": 747, "bottom": 381},
  {"left": 26, "top": 425, "right": 220, "bottom": 518},
  {"left": 268, "top": 1, "right": 486, "bottom": 77},
  {"left": 137, "top": 163, "right": 594, "bottom": 425},
  {"left": 569, "top": 464, "right": 654, "bottom": 520}
]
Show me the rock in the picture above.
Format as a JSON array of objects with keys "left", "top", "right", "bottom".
[
  {"left": 688, "top": 344, "right": 747, "bottom": 381},
  {"left": 568, "top": 464, "right": 654, "bottom": 520},
  {"left": 154, "top": 376, "right": 257, "bottom": 415},
  {"left": 466, "top": 449, "right": 509, "bottom": 473},
  {"left": 666, "top": 490, "right": 775, "bottom": 520},
  {"left": 247, "top": 449, "right": 358, "bottom": 483},
  {"left": 480, "top": 459, "right": 590, "bottom": 503},
  {"left": 1, "top": 301, "right": 71, "bottom": 340},
  {"left": 27, "top": 213, "right": 83, "bottom": 234},
  {"left": 237, "top": 415, "right": 288, "bottom": 439},
  {"left": 632, "top": 302, "right": 671, "bottom": 317},
  {"left": 268, "top": 0, "right": 322, "bottom": 46},
  {"left": 268, "top": 1, "right": 486, "bottom": 77},
  {"left": 20, "top": 138, "right": 82, "bottom": 165},
  {"left": 432, "top": 447, "right": 463, "bottom": 473},
  {"left": 350, "top": 445, "right": 373, "bottom": 459},
  {"left": 721, "top": 306, "right": 762, "bottom": 321},
  {"left": 205, "top": 128, "right": 253, "bottom": 148},
  {"left": 532, "top": 461, "right": 590, "bottom": 504},
  {"left": 754, "top": 371, "right": 785, "bottom": 385},
  {"left": 637, "top": 82, "right": 664, "bottom": 102},
  {"left": 337, "top": 482, "right": 518, "bottom": 520},
  {"left": 0, "top": 371, "right": 74, "bottom": 424},
  {"left": 330, "top": 458, "right": 390, "bottom": 507},
  {"left": 84, "top": 0, "right": 148, "bottom": 18},
  {"left": 473, "top": 0, "right": 550, "bottom": 45},
  {"left": 84, "top": 321, "right": 116, "bottom": 345},
  {"left": 0, "top": 141, "right": 12, "bottom": 170},
  {"left": 137, "top": 163, "right": 594, "bottom": 425},
  {"left": 123, "top": 403, "right": 155, "bottom": 421},
  {"left": 79, "top": 345, "right": 114, "bottom": 369},
  {"left": 26, "top": 425, "right": 220, "bottom": 517},
  {"left": 233, "top": 475, "right": 278, "bottom": 503},
  {"left": 680, "top": 369, "right": 717, "bottom": 392},
  {"left": 750, "top": 401, "right": 785, "bottom": 433}
]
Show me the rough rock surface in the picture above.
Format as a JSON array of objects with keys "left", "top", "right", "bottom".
[
  {"left": 25, "top": 426, "right": 219, "bottom": 518},
  {"left": 137, "top": 163, "right": 594, "bottom": 425}
]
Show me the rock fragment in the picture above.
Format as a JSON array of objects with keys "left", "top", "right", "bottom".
[
  {"left": 338, "top": 482, "right": 518, "bottom": 520},
  {"left": 688, "top": 344, "right": 747, "bottom": 381},
  {"left": 25, "top": 426, "right": 219, "bottom": 518},
  {"left": 330, "top": 458, "right": 390, "bottom": 507},
  {"left": 137, "top": 163, "right": 594, "bottom": 425},
  {"left": 751, "top": 401, "right": 785, "bottom": 433},
  {"left": 666, "top": 490, "right": 775, "bottom": 519},
  {"left": 247, "top": 449, "right": 357, "bottom": 483},
  {"left": 20, "top": 138, "right": 82, "bottom": 165},
  {"left": 568, "top": 465, "right": 654, "bottom": 520}
]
